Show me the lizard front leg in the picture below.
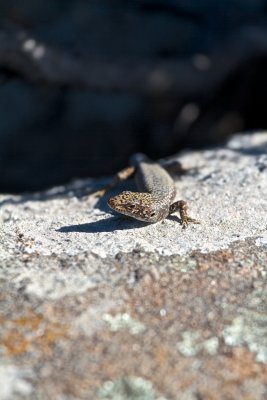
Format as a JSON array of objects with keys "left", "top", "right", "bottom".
[{"left": 169, "top": 200, "right": 200, "bottom": 228}]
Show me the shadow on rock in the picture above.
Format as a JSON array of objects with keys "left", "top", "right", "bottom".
[{"left": 57, "top": 216, "right": 148, "bottom": 233}]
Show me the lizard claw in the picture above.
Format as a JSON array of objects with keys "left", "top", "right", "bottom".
[
  {"left": 181, "top": 216, "right": 200, "bottom": 228},
  {"left": 187, "top": 217, "right": 200, "bottom": 224}
]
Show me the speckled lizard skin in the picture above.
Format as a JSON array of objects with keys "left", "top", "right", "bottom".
[{"left": 105, "top": 154, "right": 199, "bottom": 226}]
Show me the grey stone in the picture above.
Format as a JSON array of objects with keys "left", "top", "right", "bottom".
[
  {"left": 1, "top": 132, "right": 267, "bottom": 262},
  {"left": 1, "top": 126, "right": 267, "bottom": 399}
]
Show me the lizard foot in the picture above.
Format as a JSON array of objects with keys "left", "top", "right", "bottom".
[
  {"left": 181, "top": 216, "right": 200, "bottom": 229},
  {"left": 169, "top": 200, "right": 200, "bottom": 228}
]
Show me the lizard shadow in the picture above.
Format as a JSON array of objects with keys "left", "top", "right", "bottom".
[
  {"left": 57, "top": 215, "right": 149, "bottom": 233},
  {"left": 57, "top": 214, "right": 182, "bottom": 234}
]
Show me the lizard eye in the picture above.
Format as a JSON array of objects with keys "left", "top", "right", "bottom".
[
  {"left": 150, "top": 212, "right": 156, "bottom": 217},
  {"left": 128, "top": 204, "right": 135, "bottom": 209}
]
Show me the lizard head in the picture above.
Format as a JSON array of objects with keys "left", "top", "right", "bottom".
[{"left": 108, "top": 191, "right": 161, "bottom": 223}]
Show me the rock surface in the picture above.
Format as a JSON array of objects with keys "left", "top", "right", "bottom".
[{"left": 0, "top": 132, "right": 267, "bottom": 399}]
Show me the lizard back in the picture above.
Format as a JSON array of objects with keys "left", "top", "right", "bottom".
[
  {"left": 131, "top": 153, "right": 176, "bottom": 202},
  {"left": 108, "top": 153, "right": 177, "bottom": 223}
]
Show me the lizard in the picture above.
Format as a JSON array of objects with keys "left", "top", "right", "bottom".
[{"left": 94, "top": 153, "right": 199, "bottom": 227}]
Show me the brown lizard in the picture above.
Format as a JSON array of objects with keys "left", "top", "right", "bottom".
[{"left": 95, "top": 153, "right": 199, "bottom": 227}]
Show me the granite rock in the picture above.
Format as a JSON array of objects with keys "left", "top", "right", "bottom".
[{"left": 0, "top": 132, "right": 267, "bottom": 399}]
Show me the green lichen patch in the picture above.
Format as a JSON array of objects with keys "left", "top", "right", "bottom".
[
  {"left": 223, "top": 290, "right": 267, "bottom": 363},
  {"left": 97, "top": 377, "right": 158, "bottom": 400},
  {"left": 177, "top": 331, "right": 219, "bottom": 357},
  {"left": 102, "top": 313, "right": 146, "bottom": 335}
]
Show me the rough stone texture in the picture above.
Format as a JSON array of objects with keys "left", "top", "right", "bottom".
[{"left": 0, "top": 132, "right": 267, "bottom": 399}]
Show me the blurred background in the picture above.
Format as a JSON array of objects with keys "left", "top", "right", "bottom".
[{"left": 1, "top": 0, "right": 267, "bottom": 193}]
